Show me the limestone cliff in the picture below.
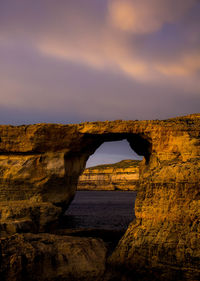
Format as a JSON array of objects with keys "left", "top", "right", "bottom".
[
  {"left": 77, "top": 160, "right": 140, "bottom": 191},
  {"left": 0, "top": 114, "right": 200, "bottom": 280}
]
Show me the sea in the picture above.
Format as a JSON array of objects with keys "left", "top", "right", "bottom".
[{"left": 64, "top": 191, "right": 137, "bottom": 231}]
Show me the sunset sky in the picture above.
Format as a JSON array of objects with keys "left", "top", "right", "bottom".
[{"left": 0, "top": 0, "right": 200, "bottom": 165}]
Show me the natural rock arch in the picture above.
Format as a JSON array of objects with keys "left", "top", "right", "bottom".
[
  {"left": 64, "top": 132, "right": 151, "bottom": 206},
  {"left": 78, "top": 139, "right": 141, "bottom": 192},
  {"left": 0, "top": 114, "right": 200, "bottom": 280}
]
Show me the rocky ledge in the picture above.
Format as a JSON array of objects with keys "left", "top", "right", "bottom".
[
  {"left": 77, "top": 160, "right": 140, "bottom": 191},
  {"left": 0, "top": 114, "right": 200, "bottom": 280}
]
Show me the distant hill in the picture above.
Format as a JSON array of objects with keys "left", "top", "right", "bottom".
[
  {"left": 87, "top": 159, "right": 140, "bottom": 170},
  {"left": 78, "top": 159, "right": 140, "bottom": 191}
]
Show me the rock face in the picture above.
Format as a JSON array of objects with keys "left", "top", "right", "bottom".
[
  {"left": 0, "top": 114, "right": 200, "bottom": 280},
  {"left": 0, "top": 233, "right": 107, "bottom": 281},
  {"left": 77, "top": 160, "right": 140, "bottom": 191}
]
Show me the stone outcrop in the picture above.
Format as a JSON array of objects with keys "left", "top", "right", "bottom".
[
  {"left": 0, "top": 233, "right": 107, "bottom": 281},
  {"left": 77, "top": 160, "right": 140, "bottom": 191},
  {"left": 0, "top": 114, "right": 200, "bottom": 280},
  {"left": 0, "top": 201, "right": 62, "bottom": 236}
]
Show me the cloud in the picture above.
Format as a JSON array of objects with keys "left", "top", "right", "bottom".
[
  {"left": 0, "top": 0, "right": 199, "bottom": 82},
  {"left": 0, "top": 0, "right": 200, "bottom": 125},
  {"left": 108, "top": 0, "right": 197, "bottom": 34},
  {"left": 156, "top": 52, "right": 200, "bottom": 76},
  {"left": 33, "top": 0, "right": 200, "bottom": 84},
  {"left": 38, "top": 36, "right": 151, "bottom": 81}
]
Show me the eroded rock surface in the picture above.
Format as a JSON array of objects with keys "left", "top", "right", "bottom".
[
  {"left": 78, "top": 160, "right": 139, "bottom": 190},
  {"left": 0, "top": 233, "right": 107, "bottom": 281},
  {"left": 0, "top": 114, "right": 200, "bottom": 280}
]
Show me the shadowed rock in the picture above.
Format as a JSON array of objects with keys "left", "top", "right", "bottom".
[{"left": 0, "top": 233, "right": 107, "bottom": 281}]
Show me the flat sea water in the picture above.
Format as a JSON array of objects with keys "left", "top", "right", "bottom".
[{"left": 64, "top": 191, "right": 137, "bottom": 230}]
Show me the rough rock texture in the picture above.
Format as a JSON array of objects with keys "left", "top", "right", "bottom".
[
  {"left": 109, "top": 115, "right": 200, "bottom": 281},
  {"left": 0, "top": 114, "right": 200, "bottom": 280},
  {"left": 0, "top": 201, "right": 62, "bottom": 236},
  {"left": 0, "top": 233, "right": 107, "bottom": 281},
  {"left": 77, "top": 160, "right": 139, "bottom": 190}
]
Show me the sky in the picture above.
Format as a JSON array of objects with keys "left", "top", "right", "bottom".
[
  {"left": 86, "top": 140, "right": 142, "bottom": 167},
  {"left": 0, "top": 0, "right": 200, "bottom": 166}
]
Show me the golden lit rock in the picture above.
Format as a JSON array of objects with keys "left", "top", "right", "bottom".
[{"left": 0, "top": 114, "right": 200, "bottom": 280}]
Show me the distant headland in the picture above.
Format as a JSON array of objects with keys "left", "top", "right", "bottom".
[{"left": 78, "top": 159, "right": 140, "bottom": 191}]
